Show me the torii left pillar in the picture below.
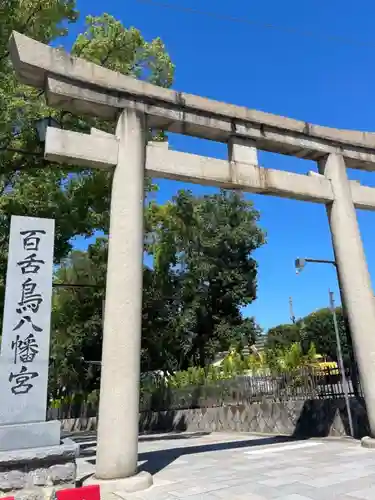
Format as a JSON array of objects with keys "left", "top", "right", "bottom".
[
  {"left": 95, "top": 109, "right": 152, "bottom": 490},
  {"left": 44, "top": 107, "right": 152, "bottom": 490}
]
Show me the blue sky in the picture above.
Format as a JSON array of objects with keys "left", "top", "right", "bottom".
[{"left": 61, "top": 0, "right": 375, "bottom": 332}]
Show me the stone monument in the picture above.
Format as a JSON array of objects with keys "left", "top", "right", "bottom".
[{"left": 0, "top": 216, "right": 78, "bottom": 499}]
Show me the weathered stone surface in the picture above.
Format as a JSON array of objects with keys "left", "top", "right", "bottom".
[
  {"left": 13, "top": 489, "right": 48, "bottom": 500},
  {"left": 0, "top": 460, "right": 76, "bottom": 492},
  {"left": 0, "top": 438, "right": 78, "bottom": 467},
  {"left": 0, "top": 470, "right": 25, "bottom": 491},
  {"left": 0, "top": 465, "right": 76, "bottom": 493},
  {"left": 59, "top": 417, "right": 97, "bottom": 433},
  {"left": 0, "top": 439, "right": 78, "bottom": 494},
  {"left": 84, "top": 471, "right": 152, "bottom": 494},
  {"left": 135, "top": 398, "right": 369, "bottom": 439},
  {"left": 0, "top": 216, "right": 55, "bottom": 427},
  {"left": 10, "top": 30, "right": 375, "bottom": 162},
  {"left": 48, "top": 463, "right": 76, "bottom": 484},
  {"left": 361, "top": 436, "right": 375, "bottom": 448},
  {"left": 58, "top": 399, "right": 370, "bottom": 439},
  {"left": 27, "top": 468, "right": 48, "bottom": 487},
  {"left": 0, "top": 420, "right": 61, "bottom": 452}
]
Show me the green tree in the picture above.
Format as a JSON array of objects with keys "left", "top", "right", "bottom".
[
  {"left": 265, "top": 323, "right": 300, "bottom": 350},
  {"left": 51, "top": 189, "right": 265, "bottom": 392},
  {"left": 146, "top": 189, "right": 265, "bottom": 369},
  {"left": 265, "top": 308, "right": 353, "bottom": 367},
  {"left": 50, "top": 241, "right": 107, "bottom": 398},
  {"left": 300, "top": 307, "right": 351, "bottom": 366},
  {"left": 1, "top": 0, "right": 80, "bottom": 305},
  {"left": 0, "top": 7, "right": 174, "bottom": 314}
]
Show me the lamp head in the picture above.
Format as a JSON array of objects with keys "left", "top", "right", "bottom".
[{"left": 295, "top": 258, "right": 306, "bottom": 274}]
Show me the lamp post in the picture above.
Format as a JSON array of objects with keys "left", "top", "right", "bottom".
[
  {"left": 329, "top": 289, "right": 354, "bottom": 437},
  {"left": 295, "top": 256, "right": 355, "bottom": 437}
]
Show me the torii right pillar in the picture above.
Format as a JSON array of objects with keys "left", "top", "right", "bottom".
[{"left": 320, "top": 153, "right": 375, "bottom": 436}]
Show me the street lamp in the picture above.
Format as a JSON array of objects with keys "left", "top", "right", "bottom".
[
  {"left": 295, "top": 256, "right": 354, "bottom": 437},
  {"left": 295, "top": 257, "right": 336, "bottom": 274}
]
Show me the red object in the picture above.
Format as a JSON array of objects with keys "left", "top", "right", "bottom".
[
  {"left": 56, "top": 485, "right": 100, "bottom": 500},
  {"left": 0, "top": 497, "right": 15, "bottom": 500}
]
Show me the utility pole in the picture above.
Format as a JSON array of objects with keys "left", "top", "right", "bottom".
[{"left": 289, "top": 296, "right": 296, "bottom": 324}]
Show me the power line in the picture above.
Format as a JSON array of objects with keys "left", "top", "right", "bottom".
[{"left": 135, "top": 0, "right": 375, "bottom": 48}]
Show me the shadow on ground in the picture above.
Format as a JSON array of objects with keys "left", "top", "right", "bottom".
[
  {"left": 139, "top": 431, "right": 211, "bottom": 442},
  {"left": 76, "top": 433, "right": 304, "bottom": 476},
  {"left": 137, "top": 435, "right": 302, "bottom": 475},
  {"left": 72, "top": 430, "right": 212, "bottom": 455}
]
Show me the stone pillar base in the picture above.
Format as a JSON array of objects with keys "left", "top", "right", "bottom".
[
  {"left": 0, "top": 438, "right": 79, "bottom": 499},
  {"left": 84, "top": 471, "right": 153, "bottom": 495},
  {"left": 361, "top": 436, "right": 375, "bottom": 448}
]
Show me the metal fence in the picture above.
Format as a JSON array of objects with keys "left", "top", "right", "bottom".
[
  {"left": 47, "top": 366, "right": 363, "bottom": 420},
  {"left": 235, "top": 367, "right": 361, "bottom": 401}
]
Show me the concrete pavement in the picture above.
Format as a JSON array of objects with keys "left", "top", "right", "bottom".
[{"left": 72, "top": 431, "right": 375, "bottom": 499}]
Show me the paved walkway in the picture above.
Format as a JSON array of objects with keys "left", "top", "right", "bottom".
[{"left": 72, "top": 431, "right": 375, "bottom": 499}]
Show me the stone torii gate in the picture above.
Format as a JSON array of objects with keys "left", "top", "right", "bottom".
[{"left": 9, "top": 31, "right": 375, "bottom": 487}]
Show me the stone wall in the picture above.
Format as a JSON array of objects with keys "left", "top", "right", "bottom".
[
  {"left": 59, "top": 398, "right": 369, "bottom": 438},
  {"left": 0, "top": 438, "right": 78, "bottom": 499}
]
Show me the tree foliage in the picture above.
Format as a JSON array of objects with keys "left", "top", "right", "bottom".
[
  {"left": 0, "top": 4, "right": 174, "bottom": 311},
  {"left": 51, "top": 190, "right": 265, "bottom": 395},
  {"left": 300, "top": 308, "right": 351, "bottom": 365},
  {"left": 50, "top": 241, "right": 106, "bottom": 398},
  {"left": 72, "top": 13, "right": 174, "bottom": 87},
  {"left": 266, "top": 323, "right": 300, "bottom": 351},
  {"left": 144, "top": 189, "right": 265, "bottom": 370},
  {"left": 265, "top": 307, "right": 352, "bottom": 367}
]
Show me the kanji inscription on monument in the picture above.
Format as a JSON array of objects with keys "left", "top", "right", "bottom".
[{"left": 0, "top": 216, "right": 55, "bottom": 425}]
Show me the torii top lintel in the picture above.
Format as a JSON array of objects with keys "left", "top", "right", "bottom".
[{"left": 9, "top": 31, "right": 375, "bottom": 171}]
